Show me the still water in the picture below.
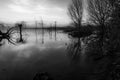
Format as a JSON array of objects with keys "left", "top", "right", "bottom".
[{"left": 0, "top": 29, "right": 119, "bottom": 80}]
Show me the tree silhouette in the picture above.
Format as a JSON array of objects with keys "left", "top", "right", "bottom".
[
  {"left": 88, "top": 0, "right": 113, "bottom": 36},
  {"left": 88, "top": 0, "right": 113, "bottom": 25},
  {"left": 87, "top": 0, "right": 114, "bottom": 50},
  {"left": 109, "top": 0, "right": 120, "bottom": 26},
  {"left": 68, "top": 0, "right": 83, "bottom": 29},
  {"left": 15, "top": 23, "right": 24, "bottom": 43},
  {"left": 105, "top": 0, "right": 120, "bottom": 56}
]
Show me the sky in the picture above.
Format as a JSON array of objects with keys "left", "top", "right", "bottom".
[{"left": 0, "top": 0, "right": 72, "bottom": 25}]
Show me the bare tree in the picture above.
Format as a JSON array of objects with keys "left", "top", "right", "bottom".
[
  {"left": 87, "top": 0, "right": 114, "bottom": 42},
  {"left": 109, "top": 0, "right": 120, "bottom": 26},
  {"left": 88, "top": 0, "right": 113, "bottom": 29},
  {"left": 68, "top": 0, "right": 83, "bottom": 28},
  {"left": 87, "top": 0, "right": 114, "bottom": 53},
  {"left": 88, "top": 0, "right": 113, "bottom": 25}
]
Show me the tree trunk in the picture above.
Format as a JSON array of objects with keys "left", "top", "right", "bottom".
[{"left": 19, "top": 25, "right": 23, "bottom": 42}]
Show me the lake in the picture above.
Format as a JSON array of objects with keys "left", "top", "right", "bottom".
[{"left": 0, "top": 29, "right": 119, "bottom": 80}]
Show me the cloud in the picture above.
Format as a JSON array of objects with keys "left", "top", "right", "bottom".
[
  {"left": 47, "top": 0, "right": 71, "bottom": 7},
  {"left": 9, "top": 4, "right": 33, "bottom": 13},
  {"left": 8, "top": 0, "right": 68, "bottom": 16},
  {"left": 13, "top": 0, "right": 30, "bottom": 6},
  {"left": 0, "top": 0, "right": 12, "bottom": 8},
  {"left": 32, "top": 0, "right": 71, "bottom": 11},
  {"left": 8, "top": 0, "right": 35, "bottom": 13},
  {"left": 0, "top": 0, "right": 71, "bottom": 24}
]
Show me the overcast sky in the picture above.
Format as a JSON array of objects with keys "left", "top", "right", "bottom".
[{"left": 0, "top": 0, "right": 72, "bottom": 25}]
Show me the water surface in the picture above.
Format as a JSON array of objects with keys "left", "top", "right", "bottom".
[{"left": 0, "top": 29, "right": 119, "bottom": 80}]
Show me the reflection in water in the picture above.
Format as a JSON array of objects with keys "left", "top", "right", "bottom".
[
  {"left": 66, "top": 34, "right": 120, "bottom": 80},
  {"left": 0, "top": 29, "right": 120, "bottom": 80},
  {"left": 0, "top": 27, "right": 19, "bottom": 45},
  {"left": 34, "top": 29, "right": 57, "bottom": 45},
  {"left": 0, "top": 29, "right": 69, "bottom": 80},
  {"left": 42, "top": 29, "right": 44, "bottom": 44},
  {"left": 67, "top": 37, "right": 82, "bottom": 63},
  {"left": 0, "top": 29, "right": 61, "bottom": 47}
]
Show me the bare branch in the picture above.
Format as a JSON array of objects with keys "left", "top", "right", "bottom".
[
  {"left": 68, "top": 0, "right": 83, "bottom": 27},
  {"left": 88, "top": 0, "right": 113, "bottom": 25}
]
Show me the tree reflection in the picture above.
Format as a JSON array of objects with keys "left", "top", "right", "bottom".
[
  {"left": 0, "top": 23, "right": 27, "bottom": 46},
  {"left": 67, "top": 32, "right": 120, "bottom": 79},
  {"left": 15, "top": 23, "right": 27, "bottom": 43},
  {"left": 67, "top": 37, "right": 83, "bottom": 63},
  {"left": 0, "top": 27, "right": 18, "bottom": 45}
]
